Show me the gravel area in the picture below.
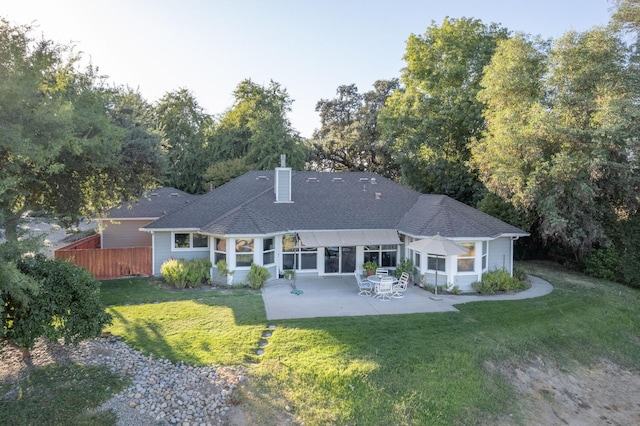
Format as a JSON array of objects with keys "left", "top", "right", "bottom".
[{"left": 1, "top": 337, "right": 245, "bottom": 425}]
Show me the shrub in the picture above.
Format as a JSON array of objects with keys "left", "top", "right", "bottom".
[
  {"left": 394, "top": 258, "right": 416, "bottom": 279},
  {"left": 513, "top": 265, "right": 529, "bottom": 283},
  {"left": 13, "top": 254, "right": 112, "bottom": 350},
  {"left": 472, "top": 269, "right": 526, "bottom": 294},
  {"left": 161, "top": 258, "right": 187, "bottom": 288},
  {"left": 580, "top": 248, "right": 620, "bottom": 282},
  {"left": 185, "top": 258, "right": 211, "bottom": 285},
  {"left": 246, "top": 264, "right": 271, "bottom": 289},
  {"left": 161, "top": 258, "right": 211, "bottom": 289}
]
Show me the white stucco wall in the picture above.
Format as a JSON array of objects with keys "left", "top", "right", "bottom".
[{"left": 488, "top": 237, "right": 513, "bottom": 273}]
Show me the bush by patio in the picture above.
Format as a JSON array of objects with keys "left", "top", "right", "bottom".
[
  {"left": 160, "top": 258, "right": 212, "bottom": 288},
  {"left": 472, "top": 269, "right": 526, "bottom": 294},
  {"left": 246, "top": 264, "right": 271, "bottom": 289}
]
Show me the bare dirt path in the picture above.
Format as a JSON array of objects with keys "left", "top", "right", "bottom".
[{"left": 490, "top": 357, "right": 640, "bottom": 425}]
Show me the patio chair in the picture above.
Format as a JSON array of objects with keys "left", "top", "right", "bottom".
[
  {"left": 392, "top": 272, "right": 409, "bottom": 298},
  {"left": 375, "top": 268, "right": 389, "bottom": 277},
  {"left": 354, "top": 272, "right": 374, "bottom": 296},
  {"left": 375, "top": 277, "right": 394, "bottom": 301}
]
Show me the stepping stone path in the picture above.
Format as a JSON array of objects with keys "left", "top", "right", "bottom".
[{"left": 255, "top": 324, "right": 276, "bottom": 356}]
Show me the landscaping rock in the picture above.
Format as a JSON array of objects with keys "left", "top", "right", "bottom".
[{"left": 0, "top": 337, "right": 244, "bottom": 426}]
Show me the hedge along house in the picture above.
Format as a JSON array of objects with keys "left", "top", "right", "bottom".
[{"left": 141, "top": 159, "right": 528, "bottom": 292}]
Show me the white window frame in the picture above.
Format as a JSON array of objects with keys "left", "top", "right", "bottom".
[
  {"left": 427, "top": 255, "right": 445, "bottom": 272},
  {"left": 457, "top": 242, "right": 476, "bottom": 273},
  {"left": 263, "top": 237, "right": 275, "bottom": 265},
  {"left": 172, "top": 232, "right": 209, "bottom": 251},
  {"left": 214, "top": 237, "right": 227, "bottom": 264},
  {"left": 235, "top": 238, "right": 255, "bottom": 268},
  {"left": 481, "top": 241, "right": 488, "bottom": 271}
]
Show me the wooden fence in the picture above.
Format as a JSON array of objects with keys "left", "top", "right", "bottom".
[{"left": 55, "top": 234, "right": 152, "bottom": 279}]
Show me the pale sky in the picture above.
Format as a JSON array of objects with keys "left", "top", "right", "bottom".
[{"left": 2, "top": 0, "right": 614, "bottom": 138}]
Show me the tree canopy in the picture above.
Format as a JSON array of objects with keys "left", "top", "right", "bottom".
[
  {"left": 472, "top": 28, "right": 640, "bottom": 259},
  {"left": 154, "top": 88, "right": 212, "bottom": 193},
  {"left": 380, "top": 17, "right": 509, "bottom": 205},
  {"left": 204, "top": 79, "right": 307, "bottom": 187},
  {"left": 0, "top": 19, "right": 162, "bottom": 237},
  {"left": 309, "top": 80, "right": 399, "bottom": 178}
]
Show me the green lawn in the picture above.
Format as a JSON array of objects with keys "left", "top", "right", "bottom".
[
  {"left": 97, "top": 263, "right": 640, "bottom": 425},
  {"left": 4, "top": 263, "right": 639, "bottom": 425}
]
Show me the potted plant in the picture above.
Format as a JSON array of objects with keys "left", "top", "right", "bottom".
[
  {"left": 362, "top": 261, "right": 378, "bottom": 276},
  {"left": 284, "top": 269, "right": 295, "bottom": 280},
  {"left": 216, "top": 259, "right": 234, "bottom": 285},
  {"left": 394, "top": 258, "right": 416, "bottom": 283}
]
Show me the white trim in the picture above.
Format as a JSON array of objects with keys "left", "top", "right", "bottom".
[
  {"left": 151, "top": 232, "right": 156, "bottom": 275},
  {"left": 140, "top": 227, "right": 200, "bottom": 233},
  {"left": 171, "top": 232, "right": 210, "bottom": 251}
]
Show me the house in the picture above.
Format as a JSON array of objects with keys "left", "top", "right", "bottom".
[
  {"left": 96, "top": 187, "right": 199, "bottom": 249},
  {"left": 138, "top": 161, "right": 528, "bottom": 292}
]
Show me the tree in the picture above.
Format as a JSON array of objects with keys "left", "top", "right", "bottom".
[
  {"left": 380, "top": 17, "right": 508, "bottom": 205},
  {"left": 0, "top": 19, "right": 158, "bottom": 237},
  {"left": 1, "top": 254, "right": 111, "bottom": 356},
  {"left": 309, "top": 80, "right": 400, "bottom": 178},
  {"left": 0, "top": 19, "right": 151, "bottom": 355},
  {"left": 154, "top": 88, "right": 213, "bottom": 193},
  {"left": 108, "top": 87, "right": 166, "bottom": 197},
  {"left": 611, "top": 0, "right": 640, "bottom": 32},
  {"left": 205, "top": 79, "right": 307, "bottom": 185},
  {"left": 472, "top": 29, "right": 640, "bottom": 260}
]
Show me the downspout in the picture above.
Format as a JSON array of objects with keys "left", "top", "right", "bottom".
[{"left": 510, "top": 236, "right": 520, "bottom": 276}]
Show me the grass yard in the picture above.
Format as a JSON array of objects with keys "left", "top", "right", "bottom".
[
  {"left": 4, "top": 263, "right": 639, "bottom": 425},
  {"left": 96, "top": 263, "right": 640, "bottom": 425},
  {"left": 0, "top": 363, "right": 128, "bottom": 425}
]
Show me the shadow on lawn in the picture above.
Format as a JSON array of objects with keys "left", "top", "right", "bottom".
[
  {"left": 107, "top": 309, "right": 183, "bottom": 361},
  {"left": 101, "top": 278, "right": 267, "bottom": 327}
]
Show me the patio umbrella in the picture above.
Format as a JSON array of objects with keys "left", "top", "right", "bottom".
[{"left": 407, "top": 234, "right": 468, "bottom": 298}]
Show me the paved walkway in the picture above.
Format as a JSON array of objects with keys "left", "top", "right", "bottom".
[{"left": 262, "top": 275, "right": 553, "bottom": 320}]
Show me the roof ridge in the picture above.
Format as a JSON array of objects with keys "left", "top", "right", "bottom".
[{"left": 199, "top": 184, "right": 275, "bottom": 231}]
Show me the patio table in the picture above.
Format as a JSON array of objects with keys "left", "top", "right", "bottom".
[{"left": 367, "top": 275, "right": 398, "bottom": 299}]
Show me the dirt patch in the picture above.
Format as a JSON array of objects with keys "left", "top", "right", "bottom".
[{"left": 489, "top": 357, "right": 640, "bottom": 425}]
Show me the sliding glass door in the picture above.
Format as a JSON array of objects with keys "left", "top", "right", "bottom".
[{"left": 324, "top": 246, "right": 356, "bottom": 274}]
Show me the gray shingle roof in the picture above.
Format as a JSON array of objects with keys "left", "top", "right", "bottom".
[
  {"left": 102, "top": 187, "right": 200, "bottom": 219},
  {"left": 142, "top": 171, "right": 528, "bottom": 239},
  {"left": 397, "top": 194, "right": 527, "bottom": 238}
]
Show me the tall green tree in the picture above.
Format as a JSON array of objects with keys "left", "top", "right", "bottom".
[
  {"left": 309, "top": 80, "right": 399, "bottom": 178},
  {"left": 205, "top": 79, "right": 306, "bottom": 186},
  {"left": 0, "top": 19, "right": 153, "bottom": 238},
  {"left": 108, "top": 87, "right": 165, "bottom": 196},
  {"left": 472, "top": 29, "right": 640, "bottom": 260},
  {"left": 611, "top": 0, "right": 640, "bottom": 32},
  {"left": 154, "top": 88, "right": 213, "bottom": 193},
  {"left": 380, "top": 17, "right": 508, "bottom": 205}
]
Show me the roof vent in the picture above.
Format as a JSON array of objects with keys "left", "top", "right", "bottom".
[
  {"left": 359, "top": 177, "right": 369, "bottom": 182},
  {"left": 257, "top": 175, "right": 269, "bottom": 180},
  {"left": 150, "top": 192, "right": 159, "bottom": 196},
  {"left": 170, "top": 193, "right": 179, "bottom": 196},
  {"left": 306, "top": 177, "right": 319, "bottom": 183},
  {"left": 371, "top": 177, "right": 377, "bottom": 184},
  {"left": 332, "top": 177, "right": 343, "bottom": 182},
  {"left": 375, "top": 192, "right": 382, "bottom": 200}
]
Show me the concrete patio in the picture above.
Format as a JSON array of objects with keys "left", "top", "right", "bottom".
[{"left": 262, "top": 275, "right": 553, "bottom": 320}]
